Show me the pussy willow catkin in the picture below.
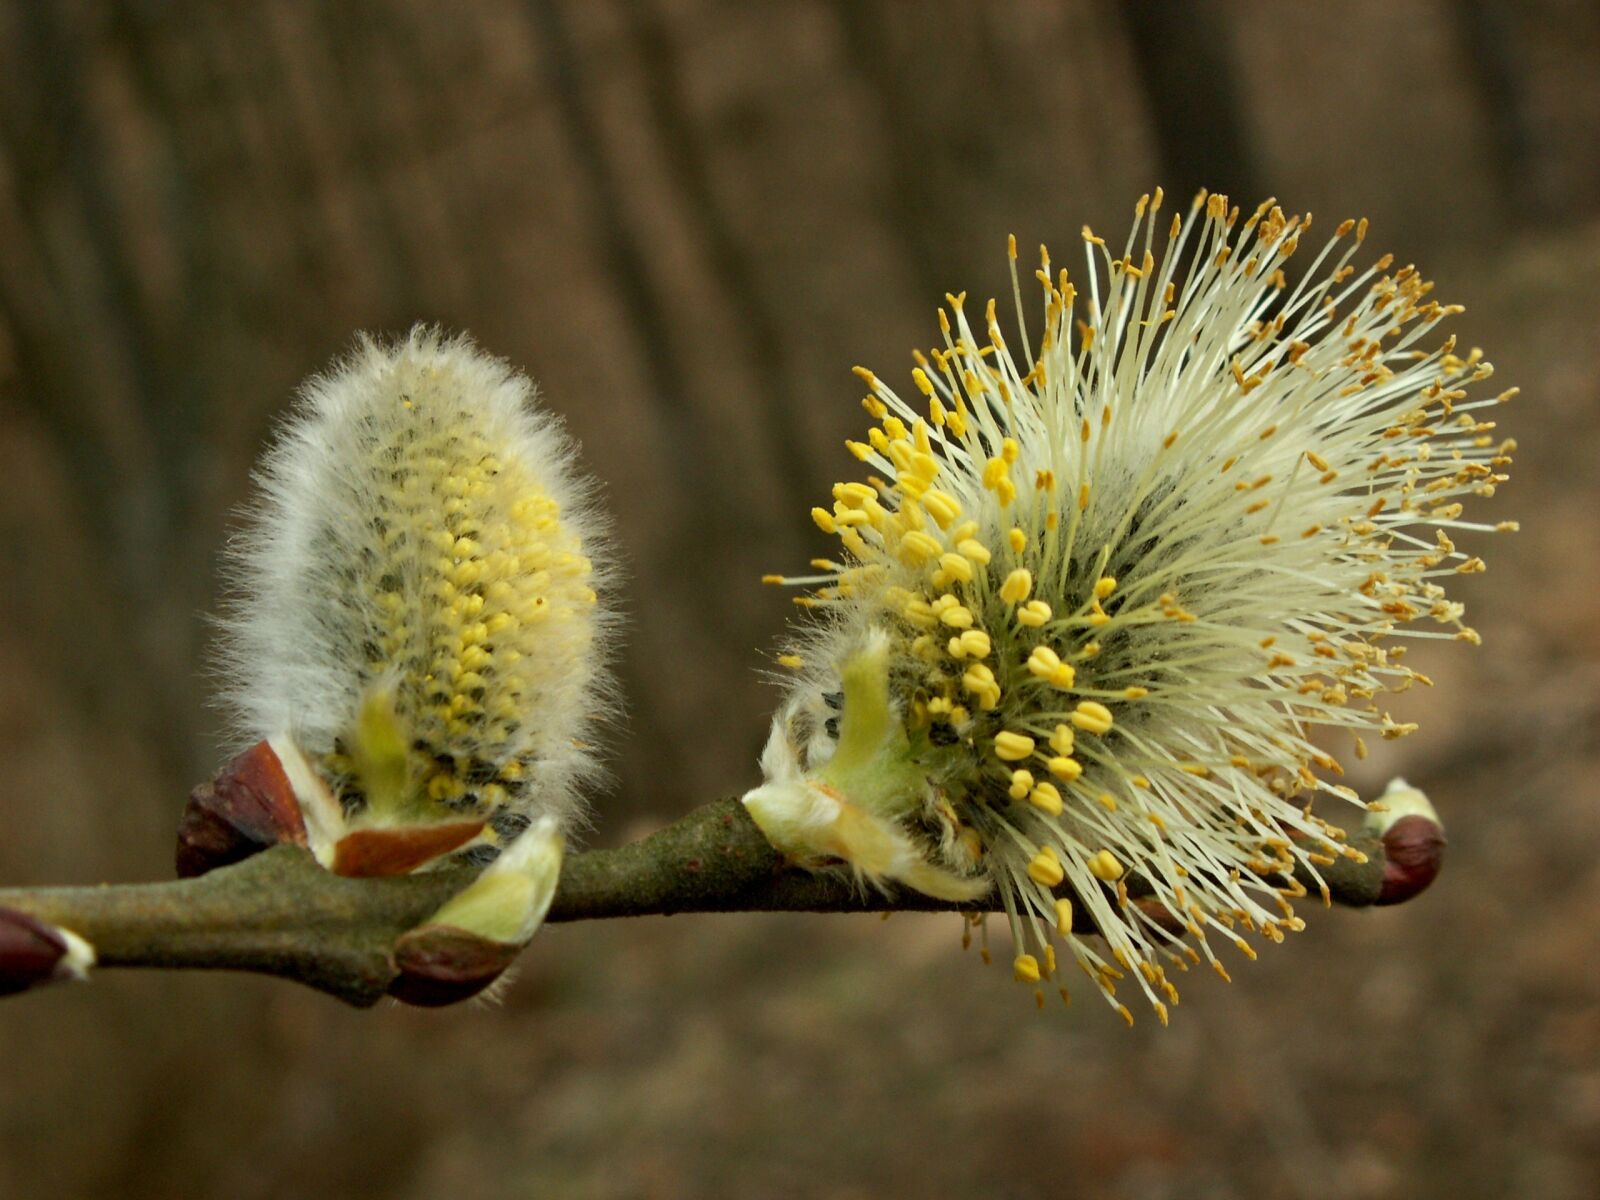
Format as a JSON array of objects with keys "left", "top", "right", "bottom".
[
  {"left": 218, "top": 327, "right": 617, "bottom": 870},
  {"left": 745, "top": 191, "right": 1515, "bottom": 1024}
]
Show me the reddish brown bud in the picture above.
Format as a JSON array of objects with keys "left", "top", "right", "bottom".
[
  {"left": 1375, "top": 814, "right": 1446, "bottom": 906},
  {"left": 331, "top": 821, "right": 486, "bottom": 878},
  {"left": 1, "top": 908, "right": 94, "bottom": 996},
  {"left": 1362, "top": 779, "right": 1445, "bottom": 907},
  {"left": 388, "top": 925, "right": 519, "bottom": 1007},
  {"left": 177, "top": 740, "right": 308, "bottom": 878}
]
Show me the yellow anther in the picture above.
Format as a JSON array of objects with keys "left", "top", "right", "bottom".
[
  {"left": 956, "top": 538, "right": 991, "bottom": 565},
  {"left": 845, "top": 440, "right": 872, "bottom": 461},
  {"left": 1026, "top": 645, "right": 1061, "bottom": 677},
  {"left": 1000, "top": 568, "right": 1033, "bottom": 604},
  {"left": 938, "top": 552, "right": 974, "bottom": 584},
  {"left": 1017, "top": 600, "right": 1052, "bottom": 627},
  {"left": 1027, "top": 848, "right": 1065, "bottom": 887},
  {"left": 913, "top": 420, "right": 933, "bottom": 455},
  {"left": 761, "top": 573, "right": 785, "bottom": 585},
  {"left": 1026, "top": 645, "right": 1075, "bottom": 687},
  {"left": 1013, "top": 954, "right": 1042, "bottom": 984},
  {"left": 961, "top": 662, "right": 996, "bottom": 693},
  {"left": 912, "top": 366, "right": 935, "bottom": 396},
  {"left": 902, "top": 599, "right": 939, "bottom": 629},
  {"left": 1008, "top": 769, "right": 1035, "bottom": 801},
  {"left": 939, "top": 604, "right": 975, "bottom": 629},
  {"left": 923, "top": 489, "right": 962, "bottom": 528},
  {"left": 777, "top": 654, "right": 804, "bottom": 669},
  {"left": 993, "top": 731, "right": 1036, "bottom": 761},
  {"left": 833, "top": 481, "right": 877, "bottom": 507},
  {"left": 899, "top": 530, "right": 943, "bottom": 564},
  {"left": 1054, "top": 897, "right": 1074, "bottom": 933},
  {"left": 1071, "top": 701, "right": 1114, "bottom": 734},
  {"left": 1048, "top": 724, "right": 1075, "bottom": 755},
  {"left": 1094, "top": 576, "right": 1117, "bottom": 599},
  {"left": 1000, "top": 437, "right": 1020, "bottom": 464},
  {"left": 1008, "top": 528, "right": 1027, "bottom": 553},
  {"left": 957, "top": 629, "right": 992, "bottom": 658},
  {"left": 982, "top": 456, "right": 1009, "bottom": 489},
  {"left": 1029, "top": 782, "right": 1064, "bottom": 816},
  {"left": 1088, "top": 849, "right": 1124, "bottom": 881},
  {"left": 1047, "top": 756, "right": 1083, "bottom": 783}
]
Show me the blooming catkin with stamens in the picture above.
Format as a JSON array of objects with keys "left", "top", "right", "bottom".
[
  {"left": 218, "top": 327, "right": 617, "bottom": 877},
  {"left": 743, "top": 190, "right": 1515, "bottom": 1025}
]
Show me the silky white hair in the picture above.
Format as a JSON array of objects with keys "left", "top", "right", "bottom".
[{"left": 215, "top": 326, "right": 619, "bottom": 839}]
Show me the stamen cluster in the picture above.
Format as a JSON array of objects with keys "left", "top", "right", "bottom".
[{"left": 748, "top": 190, "right": 1515, "bottom": 1023}]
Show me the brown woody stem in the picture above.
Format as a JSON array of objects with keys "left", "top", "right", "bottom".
[{"left": 0, "top": 798, "right": 1392, "bottom": 1008}]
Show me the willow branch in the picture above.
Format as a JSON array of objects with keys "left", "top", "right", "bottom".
[{"left": 0, "top": 798, "right": 1392, "bottom": 1008}]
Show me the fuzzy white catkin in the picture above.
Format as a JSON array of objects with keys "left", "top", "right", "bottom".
[{"left": 217, "top": 327, "right": 618, "bottom": 852}]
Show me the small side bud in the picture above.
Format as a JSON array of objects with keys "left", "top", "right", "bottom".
[
  {"left": 1364, "top": 778, "right": 1445, "bottom": 906},
  {"left": 176, "top": 740, "right": 308, "bottom": 878},
  {"left": 389, "top": 817, "right": 565, "bottom": 1007},
  {"left": 0, "top": 909, "right": 95, "bottom": 996},
  {"left": 741, "top": 631, "right": 987, "bottom": 902}
]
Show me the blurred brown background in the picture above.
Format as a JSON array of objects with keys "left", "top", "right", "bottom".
[{"left": 1, "top": 1, "right": 1597, "bottom": 1197}]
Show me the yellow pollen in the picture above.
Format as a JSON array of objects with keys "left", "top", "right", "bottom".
[
  {"left": 957, "top": 629, "right": 992, "bottom": 658},
  {"left": 1008, "top": 770, "right": 1035, "bottom": 800},
  {"left": 1029, "top": 782, "right": 1064, "bottom": 815},
  {"left": 1017, "top": 600, "right": 1052, "bottom": 627},
  {"left": 1027, "top": 645, "right": 1076, "bottom": 688},
  {"left": 1047, "top": 756, "right": 1083, "bottom": 783},
  {"left": 937, "top": 552, "right": 974, "bottom": 584},
  {"left": 994, "top": 731, "right": 1036, "bottom": 761},
  {"left": 1055, "top": 898, "right": 1074, "bottom": 933},
  {"left": 1008, "top": 528, "right": 1027, "bottom": 553},
  {"left": 1049, "top": 724, "right": 1075, "bottom": 755},
  {"left": 1071, "top": 701, "right": 1114, "bottom": 734},
  {"left": 1014, "top": 954, "right": 1042, "bottom": 984},
  {"left": 899, "top": 530, "right": 943, "bottom": 565},
  {"left": 956, "top": 538, "right": 992, "bottom": 564},
  {"left": 924, "top": 490, "right": 961, "bottom": 528},
  {"left": 1027, "top": 847, "right": 1065, "bottom": 887},
  {"left": 776, "top": 654, "right": 804, "bottom": 669},
  {"left": 1000, "top": 568, "right": 1033, "bottom": 604},
  {"left": 939, "top": 604, "right": 975, "bottom": 629},
  {"left": 1088, "top": 850, "right": 1124, "bottom": 882},
  {"left": 1094, "top": 576, "right": 1117, "bottom": 599}
]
